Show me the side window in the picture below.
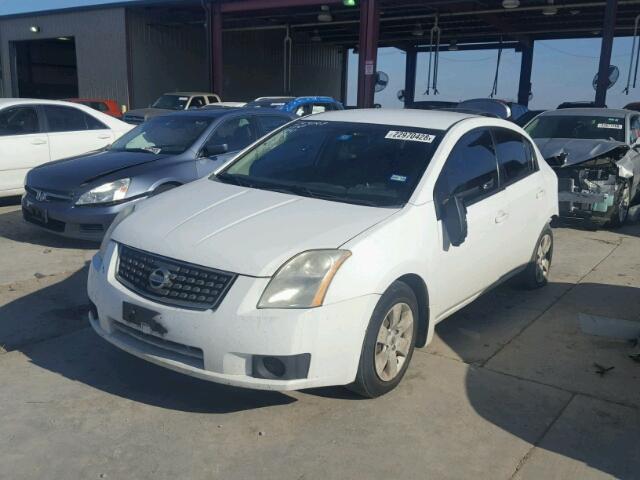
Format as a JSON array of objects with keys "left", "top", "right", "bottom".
[
  {"left": 189, "top": 97, "right": 206, "bottom": 109},
  {"left": 84, "top": 112, "right": 109, "bottom": 130},
  {"left": 630, "top": 116, "right": 640, "bottom": 144},
  {"left": 205, "top": 116, "right": 258, "bottom": 152},
  {"left": 435, "top": 129, "right": 498, "bottom": 206},
  {"left": 0, "top": 106, "right": 40, "bottom": 136},
  {"left": 44, "top": 105, "right": 100, "bottom": 133},
  {"left": 259, "top": 115, "right": 290, "bottom": 134},
  {"left": 493, "top": 128, "right": 535, "bottom": 184},
  {"left": 295, "top": 105, "right": 312, "bottom": 117},
  {"left": 207, "top": 96, "right": 219, "bottom": 104},
  {"left": 311, "top": 104, "right": 327, "bottom": 114}
]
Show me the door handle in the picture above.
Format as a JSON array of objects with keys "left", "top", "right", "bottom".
[
  {"left": 97, "top": 134, "right": 112, "bottom": 139},
  {"left": 536, "top": 188, "right": 546, "bottom": 199},
  {"left": 30, "top": 138, "right": 47, "bottom": 145},
  {"left": 494, "top": 211, "right": 509, "bottom": 224}
]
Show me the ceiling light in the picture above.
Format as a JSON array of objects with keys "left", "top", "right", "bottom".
[
  {"left": 311, "top": 29, "right": 322, "bottom": 42},
  {"left": 29, "top": 25, "right": 40, "bottom": 33},
  {"left": 412, "top": 23, "right": 424, "bottom": 37},
  {"left": 448, "top": 39, "right": 458, "bottom": 51},
  {"left": 57, "top": 36, "right": 71, "bottom": 41},
  {"left": 317, "top": 5, "right": 333, "bottom": 22},
  {"left": 343, "top": 0, "right": 357, "bottom": 6},
  {"left": 542, "top": 0, "right": 557, "bottom": 15},
  {"left": 502, "top": 0, "right": 520, "bottom": 9}
]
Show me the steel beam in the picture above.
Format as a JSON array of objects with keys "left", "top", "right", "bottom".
[
  {"left": 357, "top": 0, "right": 380, "bottom": 108},
  {"left": 595, "top": 0, "right": 618, "bottom": 106},
  {"left": 404, "top": 46, "right": 417, "bottom": 107},
  {"left": 414, "top": 42, "right": 520, "bottom": 52},
  {"left": 220, "top": 0, "right": 343, "bottom": 13},
  {"left": 210, "top": 2, "right": 224, "bottom": 96},
  {"left": 517, "top": 41, "right": 534, "bottom": 106}
]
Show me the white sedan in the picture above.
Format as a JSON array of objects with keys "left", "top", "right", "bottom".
[
  {"left": 88, "top": 109, "right": 558, "bottom": 397},
  {"left": 0, "top": 99, "right": 133, "bottom": 198}
]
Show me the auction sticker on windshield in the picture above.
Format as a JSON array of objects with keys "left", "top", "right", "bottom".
[
  {"left": 597, "top": 122, "right": 623, "bottom": 130},
  {"left": 385, "top": 131, "right": 436, "bottom": 143}
]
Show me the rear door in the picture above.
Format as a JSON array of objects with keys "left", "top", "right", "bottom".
[
  {"left": 43, "top": 105, "right": 114, "bottom": 160},
  {"left": 432, "top": 128, "right": 511, "bottom": 317},
  {"left": 0, "top": 105, "right": 49, "bottom": 194},
  {"left": 492, "top": 127, "right": 546, "bottom": 269}
]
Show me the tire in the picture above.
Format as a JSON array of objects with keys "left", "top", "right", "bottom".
[
  {"left": 607, "top": 178, "right": 631, "bottom": 228},
  {"left": 520, "top": 225, "right": 553, "bottom": 289},
  {"left": 152, "top": 183, "right": 179, "bottom": 196},
  {"left": 349, "top": 281, "right": 419, "bottom": 398}
]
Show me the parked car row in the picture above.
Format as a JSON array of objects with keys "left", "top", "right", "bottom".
[{"left": 2, "top": 93, "right": 637, "bottom": 398}]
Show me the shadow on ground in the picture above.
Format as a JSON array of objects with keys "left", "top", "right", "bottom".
[{"left": 0, "top": 207, "right": 97, "bottom": 250}]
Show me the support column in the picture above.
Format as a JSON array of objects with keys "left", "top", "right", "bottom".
[
  {"left": 209, "top": 2, "right": 224, "bottom": 97},
  {"left": 517, "top": 42, "right": 534, "bottom": 106},
  {"left": 595, "top": 0, "right": 618, "bottom": 107},
  {"left": 404, "top": 46, "right": 417, "bottom": 108},
  {"left": 357, "top": 0, "right": 379, "bottom": 108}
]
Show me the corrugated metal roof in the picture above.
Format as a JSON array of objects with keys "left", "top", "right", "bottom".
[{"left": 0, "top": 0, "right": 179, "bottom": 17}]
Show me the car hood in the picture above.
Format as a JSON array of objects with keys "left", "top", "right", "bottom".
[
  {"left": 113, "top": 179, "right": 399, "bottom": 277},
  {"left": 125, "top": 107, "right": 172, "bottom": 119},
  {"left": 533, "top": 138, "right": 629, "bottom": 167},
  {"left": 27, "top": 150, "right": 170, "bottom": 192}
]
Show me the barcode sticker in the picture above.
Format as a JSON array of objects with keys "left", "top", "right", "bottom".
[
  {"left": 385, "top": 131, "right": 436, "bottom": 143},
  {"left": 597, "top": 123, "right": 623, "bottom": 130}
]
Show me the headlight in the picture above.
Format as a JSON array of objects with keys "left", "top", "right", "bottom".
[
  {"left": 76, "top": 178, "right": 130, "bottom": 205},
  {"left": 98, "top": 203, "right": 136, "bottom": 259},
  {"left": 258, "top": 250, "right": 351, "bottom": 309}
]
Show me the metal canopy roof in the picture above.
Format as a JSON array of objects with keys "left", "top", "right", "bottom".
[{"left": 215, "top": 0, "right": 640, "bottom": 47}]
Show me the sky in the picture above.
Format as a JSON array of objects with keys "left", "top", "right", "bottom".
[{"left": 346, "top": 37, "right": 639, "bottom": 110}]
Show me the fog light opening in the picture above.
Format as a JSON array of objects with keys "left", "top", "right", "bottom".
[{"left": 262, "top": 356, "right": 286, "bottom": 378}]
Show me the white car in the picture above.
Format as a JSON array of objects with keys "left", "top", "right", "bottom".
[
  {"left": 0, "top": 99, "right": 133, "bottom": 198},
  {"left": 88, "top": 109, "right": 558, "bottom": 397}
]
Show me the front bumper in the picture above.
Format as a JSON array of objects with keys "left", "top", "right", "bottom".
[
  {"left": 556, "top": 176, "right": 617, "bottom": 225},
  {"left": 87, "top": 243, "right": 379, "bottom": 390},
  {"left": 21, "top": 193, "right": 144, "bottom": 241}
]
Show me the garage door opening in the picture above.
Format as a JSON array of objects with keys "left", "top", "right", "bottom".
[{"left": 12, "top": 37, "right": 78, "bottom": 99}]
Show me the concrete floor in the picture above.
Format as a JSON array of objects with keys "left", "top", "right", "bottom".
[{"left": 0, "top": 197, "right": 639, "bottom": 480}]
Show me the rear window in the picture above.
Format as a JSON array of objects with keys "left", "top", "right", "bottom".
[
  {"left": 216, "top": 120, "right": 444, "bottom": 207},
  {"left": 526, "top": 115, "right": 625, "bottom": 142}
]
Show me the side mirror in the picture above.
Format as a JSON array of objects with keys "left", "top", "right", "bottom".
[
  {"left": 442, "top": 195, "right": 468, "bottom": 247},
  {"left": 202, "top": 144, "right": 228, "bottom": 157}
]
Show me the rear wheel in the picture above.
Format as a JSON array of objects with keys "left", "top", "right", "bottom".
[
  {"left": 349, "top": 281, "right": 418, "bottom": 398},
  {"left": 520, "top": 226, "right": 553, "bottom": 289},
  {"left": 608, "top": 178, "right": 631, "bottom": 228}
]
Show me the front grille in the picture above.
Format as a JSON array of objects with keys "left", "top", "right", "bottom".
[
  {"left": 25, "top": 186, "right": 72, "bottom": 203},
  {"left": 116, "top": 244, "right": 236, "bottom": 311},
  {"left": 80, "top": 223, "right": 104, "bottom": 232}
]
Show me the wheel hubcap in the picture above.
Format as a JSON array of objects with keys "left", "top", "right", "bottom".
[
  {"left": 374, "top": 303, "right": 414, "bottom": 382},
  {"left": 535, "top": 234, "right": 552, "bottom": 283}
]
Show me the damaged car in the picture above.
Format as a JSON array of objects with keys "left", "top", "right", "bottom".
[{"left": 526, "top": 108, "right": 640, "bottom": 227}]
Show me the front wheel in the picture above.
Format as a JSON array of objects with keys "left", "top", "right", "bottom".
[
  {"left": 520, "top": 226, "right": 553, "bottom": 289},
  {"left": 608, "top": 178, "right": 631, "bottom": 228},
  {"left": 349, "top": 281, "right": 418, "bottom": 398}
]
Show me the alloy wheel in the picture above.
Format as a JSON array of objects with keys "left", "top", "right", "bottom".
[
  {"left": 618, "top": 181, "right": 630, "bottom": 224},
  {"left": 374, "top": 303, "right": 414, "bottom": 382},
  {"left": 535, "top": 234, "right": 552, "bottom": 283}
]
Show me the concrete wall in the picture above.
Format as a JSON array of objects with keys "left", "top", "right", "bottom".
[
  {"left": 0, "top": 8, "right": 129, "bottom": 107},
  {"left": 222, "top": 29, "right": 344, "bottom": 102},
  {"left": 127, "top": 9, "right": 208, "bottom": 109}
]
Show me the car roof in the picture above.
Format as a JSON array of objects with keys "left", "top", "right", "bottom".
[
  {"left": 162, "top": 92, "right": 217, "bottom": 97},
  {"left": 164, "top": 107, "right": 293, "bottom": 119},
  {"left": 539, "top": 108, "right": 631, "bottom": 118},
  {"left": 0, "top": 98, "right": 94, "bottom": 108},
  {"left": 309, "top": 108, "right": 478, "bottom": 130}
]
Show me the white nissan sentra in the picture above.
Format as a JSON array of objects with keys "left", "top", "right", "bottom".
[{"left": 88, "top": 109, "right": 558, "bottom": 397}]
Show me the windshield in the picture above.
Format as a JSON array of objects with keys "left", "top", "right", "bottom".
[
  {"left": 215, "top": 120, "right": 443, "bottom": 207},
  {"left": 246, "top": 98, "right": 294, "bottom": 109},
  {"left": 110, "top": 116, "right": 212, "bottom": 155},
  {"left": 152, "top": 95, "right": 190, "bottom": 110},
  {"left": 526, "top": 115, "right": 626, "bottom": 142}
]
